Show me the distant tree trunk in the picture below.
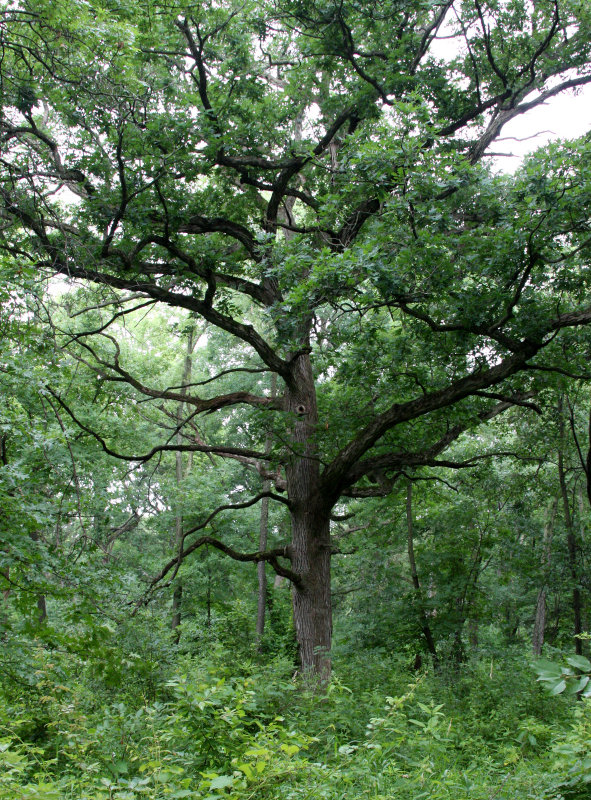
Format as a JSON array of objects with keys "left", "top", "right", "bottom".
[
  {"left": 585, "top": 401, "right": 591, "bottom": 507},
  {"left": 463, "top": 527, "right": 485, "bottom": 655},
  {"left": 171, "top": 583, "right": 182, "bottom": 640},
  {"left": 547, "top": 595, "right": 562, "bottom": 645},
  {"left": 29, "top": 532, "right": 47, "bottom": 624},
  {"left": 1, "top": 571, "right": 9, "bottom": 603},
  {"left": 558, "top": 448, "right": 583, "bottom": 655},
  {"left": 406, "top": 482, "right": 438, "bottom": 665},
  {"left": 206, "top": 546, "right": 212, "bottom": 628},
  {"left": 37, "top": 593, "right": 47, "bottom": 624},
  {"left": 452, "top": 597, "right": 467, "bottom": 665},
  {"left": 256, "top": 487, "right": 269, "bottom": 651},
  {"left": 532, "top": 499, "right": 558, "bottom": 656},
  {"left": 171, "top": 438, "right": 184, "bottom": 644},
  {"left": 256, "top": 375, "right": 275, "bottom": 652},
  {"left": 171, "top": 327, "right": 196, "bottom": 643},
  {"left": 465, "top": 556, "right": 482, "bottom": 652}
]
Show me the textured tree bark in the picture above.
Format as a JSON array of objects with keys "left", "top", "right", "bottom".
[
  {"left": 285, "top": 353, "right": 332, "bottom": 678},
  {"left": 532, "top": 499, "right": 557, "bottom": 657},
  {"left": 290, "top": 505, "right": 332, "bottom": 678}
]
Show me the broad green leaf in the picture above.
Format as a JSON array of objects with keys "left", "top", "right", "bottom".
[
  {"left": 566, "top": 655, "right": 591, "bottom": 672},
  {"left": 210, "top": 775, "right": 234, "bottom": 790}
]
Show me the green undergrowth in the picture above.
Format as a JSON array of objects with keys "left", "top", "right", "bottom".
[{"left": 0, "top": 641, "right": 588, "bottom": 800}]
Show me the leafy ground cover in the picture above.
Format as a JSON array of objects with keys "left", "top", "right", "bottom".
[{"left": 0, "top": 634, "right": 587, "bottom": 800}]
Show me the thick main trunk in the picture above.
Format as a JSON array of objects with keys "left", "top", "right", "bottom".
[
  {"left": 291, "top": 507, "right": 332, "bottom": 678},
  {"left": 285, "top": 353, "right": 332, "bottom": 678}
]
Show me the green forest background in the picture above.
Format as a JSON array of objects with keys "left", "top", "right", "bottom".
[{"left": 3, "top": 0, "right": 591, "bottom": 797}]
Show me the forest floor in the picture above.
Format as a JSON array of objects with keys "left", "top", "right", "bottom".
[{"left": 1, "top": 631, "right": 589, "bottom": 800}]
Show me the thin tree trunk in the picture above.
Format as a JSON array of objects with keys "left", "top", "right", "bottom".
[
  {"left": 256, "top": 487, "right": 269, "bottom": 650},
  {"left": 171, "top": 584, "right": 182, "bottom": 639},
  {"left": 37, "top": 593, "right": 47, "bottom": 624},
  {"left": 465, "top": 554, "right": 482, "bottom": 652},
  {"left": 406, "top": 482, "right": 438, "bottom": 664},
  {"left": 1, "top": 569, "right": 9, "bottom": 603},
  {"left": 256, "top": 375, "right": 276, "bottom": 651},
  {"left": 558, "top": 447, "right": 583, "bottom": 655},
  {"left": 29, "top": 532, "right": 47, "bottom": 624},
  {"left": 206, "top": 545, "right": 211, "bottom": 628},
  {"left": 171, "top": 327, "right": 196, "bottom": 642},
  {"left": 532, "top": 499, "right": 558, "bottom": 656},
  {"left": 586, "top": 402, "right": 591, "bottom": 507}
]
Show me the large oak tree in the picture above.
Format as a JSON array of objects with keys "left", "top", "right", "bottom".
[{"left": 2, "top": 0, "right": 591, "bottom": 674}]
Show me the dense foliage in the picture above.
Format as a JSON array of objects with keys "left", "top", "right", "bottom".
[{"left": 2, "top": 0, "right": 591, "bottom": 796}]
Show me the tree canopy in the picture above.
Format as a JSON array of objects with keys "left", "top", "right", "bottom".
[{"left": 2, "top": 0, "right": 591, "bottom": 676}]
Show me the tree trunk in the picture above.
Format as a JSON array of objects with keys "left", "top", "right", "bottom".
[
  {"left": 29, "top": 531, "right": 47, "bottom": 624},
  {"left": 37, "top": 593, "right": 47, "bottom": 624},
  {"left": 206, "top": 546, "right": 212, "bottom": 628},
  {"left": 285, "top": 353, "right": 332, "bottom": 678},
  {"left": 256, "top": 375, "right": 275, "bottom": 651},
  {"left": 171, "top": 441, "right": 184, "bottom": 644},
  {"left": 171, "top": 584, "right": 182, "bottom": 641},
  {"left": 558, "top": 449, "right": 583, "bottom": 655},
  {"left": 256, "top": 488, "right": 269, "bottom": 650},
  {"left": 171, "top": 327, "right": 196, "bottom": 642},
  {"left": 406, "top": 481, "right": 438, "bottom": 664},
  {"left": 290, "top": 506, "right": 332, "bottom": 678},
  {"left": 532, "top": 499, "right": 557, "bottom": 657}
]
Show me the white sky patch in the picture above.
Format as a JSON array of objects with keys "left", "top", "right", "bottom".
[
  {"left": 429, "top": 18, "right": 591, "bottom": 173},
  {"left": 492, "top": 85, "right": 591, "bottom": 172}
]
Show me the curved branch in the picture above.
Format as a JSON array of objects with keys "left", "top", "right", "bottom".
[
  {"left": 69, "top": 336, "right": 282, "bottom": 413},
  {"left": 343, "top": 394, "right": 528, "bottom": 488},
  {"left": 324, "top": 302, "right": 591, "bottom": 498},
  {"left": 0, "top": 194, "right": 288, "bottom": 375},
  {"left": 46, "top": 388, "right": 271, "bottom": 463},
  {"left": 140, "top": 491, "right": 300, "bottom": 607}
]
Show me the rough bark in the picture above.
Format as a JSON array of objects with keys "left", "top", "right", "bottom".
[
  {"left": 290, "top": 507, "right": 332, "bottom": 678},
  {"left": 285, "top": 353, "right": 332, "bottom": 678}
]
